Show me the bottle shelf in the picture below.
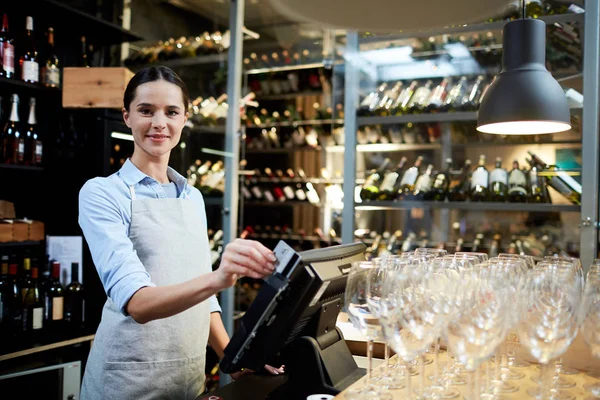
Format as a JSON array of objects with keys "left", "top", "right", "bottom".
[
  {"left": 327, "top": 143, "right": 441, "bottom": 153},
  {"left": 185, "top": 125, "right": 226, "bottom": 135},
  {"left": 130, "top": 53, "right": 228, "bottom": 71},
  {"left": 325, "top": 140, "right": 582, "bottom": 153},
  {"left": 246, "top": 118, "right": 344, "bottom": 129},
  {"left": 0, "top": 241, "right": 43, "bottom": 248},
  {"left": 5, "top": 0, "right": 143, "bottom": 46},
  {"left": 244, "top": 61, "right": 342, "bottom": 75},
  {"left": 357, "top": 111, "right": 478, "bottom": 126},
  {"left": 247, "top": 233, "right": 343, "bottom": 245},
  {"left": 0, "top": 76, "right": 61, "bottom": 93},
  {"left": 0, "top": 332, "right": 95, "bottom": 362},
  {"left": 0, "top": 164, "right": 44, "bottom": 171},
  {"left": 254, "top": 90, "right": 327, "bottom": 101},
  {"left": 245, "top": 147, "right": 321, "bottom": 154},
  {"left": 358, "top": 12, "right": 585, "bottom": 44},
  {"left": 354, "top": 201, "right": 580, "bottom": 213},
  {"left": 243, "top": 201, "right": 322, "bottom": 207}
]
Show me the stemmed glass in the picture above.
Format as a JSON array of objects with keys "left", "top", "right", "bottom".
[
  {"left": 366, "top": 257, "right": 400, "bottom": 389},
  {"left": 344, "top": 261, "right": 393, "bottom": 400},
  {"left": 580, "top": 262, "right": 600, "bottom": 397},
  {"left": 445, "top": 264, "right": 512, "bottom": 400},
  {"left": 517, "top": 266, "right": 582, "bottom": 400},
  {"left": 380, "top": 262, "right": 441, "bottom": 399}
]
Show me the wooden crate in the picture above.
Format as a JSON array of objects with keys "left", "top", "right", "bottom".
[{"left": 62, "top": 67, "right": 134, "bottom": 109}]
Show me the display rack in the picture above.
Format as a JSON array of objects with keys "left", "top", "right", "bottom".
[{"left": 337, "top": 8, "right": 599, "bottom": 271}]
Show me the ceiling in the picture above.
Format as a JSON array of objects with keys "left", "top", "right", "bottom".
[{"left": 164, "top": 0, "right": 340, "bottom": 49}]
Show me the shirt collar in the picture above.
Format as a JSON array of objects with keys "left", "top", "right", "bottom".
[{"left": 119, "top": 159, "right": 188, "bottom": 194}]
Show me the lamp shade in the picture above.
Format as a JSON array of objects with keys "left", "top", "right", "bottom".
[{"left": 476, "top": 18, "right": 571, "bottom": 135}]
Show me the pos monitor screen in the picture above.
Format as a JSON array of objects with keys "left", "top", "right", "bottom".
[{"left": 220, "top": 240, "right": 367, "bottom": 399}]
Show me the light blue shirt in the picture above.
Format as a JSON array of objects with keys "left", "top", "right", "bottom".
[{"left": 78, "top": 159, "right": 221, "bottom": 316}]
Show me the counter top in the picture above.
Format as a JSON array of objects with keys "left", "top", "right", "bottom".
[{"left": 334, "top": 351, "right": 600, "bottom": 399}]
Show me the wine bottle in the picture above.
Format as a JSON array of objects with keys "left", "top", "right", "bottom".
[
  {"left": 406, "top": 80, "right": 434, "bottom": 113},
  {"left": 357, "top": 83, "right": 388, "bottom": 116},
  {"left": 413, "top": 164, "right": 435, "bottom": 200},
  {"left": 441, "top": 76, "right": 468, "bottom": 112},
  {"left": 448, "top": 159, "right": 472, "bottom": 202},
  {"left": 25, "top": 97, "right": 41, "bottom": 165},
  {"left": 20, "top": 16, "right": 39, "bottom": 83},
  {"left": 64, "top": 262, "right": 84, "bottom": 329},
  {"left": 7, "top": 257, "right": 21, "bottom": 335},
  {"left": 20, "top": 257, "right": 32, "bottom": 300},
  {"left": 391, "top": 80, "right": 418, "bottom": 115},
  {"left": 489, "top": 157, "right": 508, "bottom": 202},
  {"left": 377, "top": 157, "right": 407, "bottom": 201},
  {"left": 42, "top": 27, "right": 60, "bottom": 88},
  {"left": 360, "top": 158, "right": 392, "bottom": 201},
  {"left": 470, "top": 154, "right": 489, "bottom": 202},
  {"left": 398, "top": 156, "right": 423, "bottom": 200},
  {"left": 79, "top": 36, "right": 89, "bottom": 67},
  {"left": 44, "top": 261, "right": 64, "bottom": 331},
  {"left": 276, "top": 169, "right": 296, "bottom": 201},
  {"left": 425, "top": 78, "right": 451, "bottom": 112},
  {"left": 265, "top": 167, "right": 286, "bottom": 202},
  {"left": 0, "top": 256, "right": 9, "bottom": 332},
  {"left": 507, "top": 160, "right": 528, "bottom": 203},
  {"left": 287, "top": 169, "right": 307, "bottom": 202},
  {"left": 458, "top": 75, "right": 485, "bottom": 111},
  {"left": 489, "top": 233, "right": 502, "bottom": 258},
  {"left": 0, "top": 13, "right": 15, "bottom": 79},
  {"left": 528, "top": 151, "right": 581, "bottom": 205},
  {"left": 22, "top": 265, "right": 43, "bottom": 336},
  {"left": 3, "top": 94, "right": 22, "bottom": 164},
  {"left": 430, "top": 158, "right": 452, "bottom": 201},
  {"left": 525, "top": 158, "right": 550, "bottom": 203},
  {"left": 377, "top": 81, "right": 403, "bottom": 116}
]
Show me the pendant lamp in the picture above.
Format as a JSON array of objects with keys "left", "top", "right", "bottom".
[{"left": 476, "top": 7, "right": 571, "bottom": 135}]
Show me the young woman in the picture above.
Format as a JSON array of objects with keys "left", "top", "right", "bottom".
[{"left": 78, "top": 66, "right": 283, "bottom": 399}]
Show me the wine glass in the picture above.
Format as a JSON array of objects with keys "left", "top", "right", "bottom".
[
  {"left": 380, "top": 263, "right": 441, "bottom": 400},
  {"left": 581, "top": 263, "right": 600, "bottom": 396},
  {"left": 517, "top": 267, "right": 582, "bottom": 400},
  {"left": 366, "top": 258, "right": 398, "bottom": 389},
  {"left": 344, "top": 261, "right": 393, "bottom": 400},
  {"left": 445, "top": 264, "right": 512, "bottom": 400}
]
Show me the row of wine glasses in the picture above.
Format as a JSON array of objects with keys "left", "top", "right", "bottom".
[{"left": 344, "top": 248, "right": 599, "bottom": 400}]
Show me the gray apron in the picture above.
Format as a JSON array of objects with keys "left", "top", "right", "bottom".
[{"left": 81, "top": 185, "right": 211, "bottom": 400}]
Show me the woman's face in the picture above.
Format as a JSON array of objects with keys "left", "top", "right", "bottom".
[{"left": 122, "top": 80, "right": 188, "bottom": 161}]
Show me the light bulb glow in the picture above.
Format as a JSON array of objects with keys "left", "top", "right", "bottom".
[{"left": 476, "top": 120, "right": 571, "bottom": 135}]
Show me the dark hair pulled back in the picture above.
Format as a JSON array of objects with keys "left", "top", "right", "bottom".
[{"left": 123, "top": 66, "right": 190, "bottom": 111}]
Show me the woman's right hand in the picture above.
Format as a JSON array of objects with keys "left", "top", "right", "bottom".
[{"left": 214, "top": 238, "right": 276, "bottom": 289}]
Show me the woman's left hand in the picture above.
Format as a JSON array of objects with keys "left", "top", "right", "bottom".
[{"left": 230, "top": 364, "right": 285, "bottom": 380}]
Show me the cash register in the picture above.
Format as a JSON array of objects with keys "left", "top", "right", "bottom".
[{"left": 202, "top": 241, "right": 367, "bottom": 400}]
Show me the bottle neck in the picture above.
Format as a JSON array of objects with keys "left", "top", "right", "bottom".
[
  {"left": 28, "top": 102, "right": 37, "bottom": 125},
  {"left": 1, "top": 14, "right": 8, "bottom": 32},
  {"left": 9, "top": 100, "right": 19, "bottom": 122}
]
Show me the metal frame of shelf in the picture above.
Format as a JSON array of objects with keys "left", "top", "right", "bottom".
[
  {"left": 354, "top": 201, "right": 580, "bottom": 213},
  {"left": 245, "top": 119, "right": 344, "bottom": 129},
  {"left": 340, "top": 9, "right": 599, "bottom": 271},
  {"left": 357, "top": 12, "right": 584, "bottom": 43}
]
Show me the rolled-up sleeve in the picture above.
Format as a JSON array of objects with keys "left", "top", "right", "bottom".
[
  {"left": 78, "top": 179, "right": 155, "bottom": 315},
  {"left": 209, "top": 295, "right": 221, "bottom": 313}
]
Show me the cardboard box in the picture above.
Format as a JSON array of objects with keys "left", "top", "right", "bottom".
[
  {"left": 0, "top": 221, "right": 12, "bottom": 242},
  {"left": 29, "top": 220, "right": 45, "bottom": 241},
  {"left": 12, "top": 220, "right": 29, "bottom": 242},
  {"left": 62, "top": 67, "right": 134, "bottom": 109},
  {"left": 0, "top": 200, "right": 15, "bottom": 219}
]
